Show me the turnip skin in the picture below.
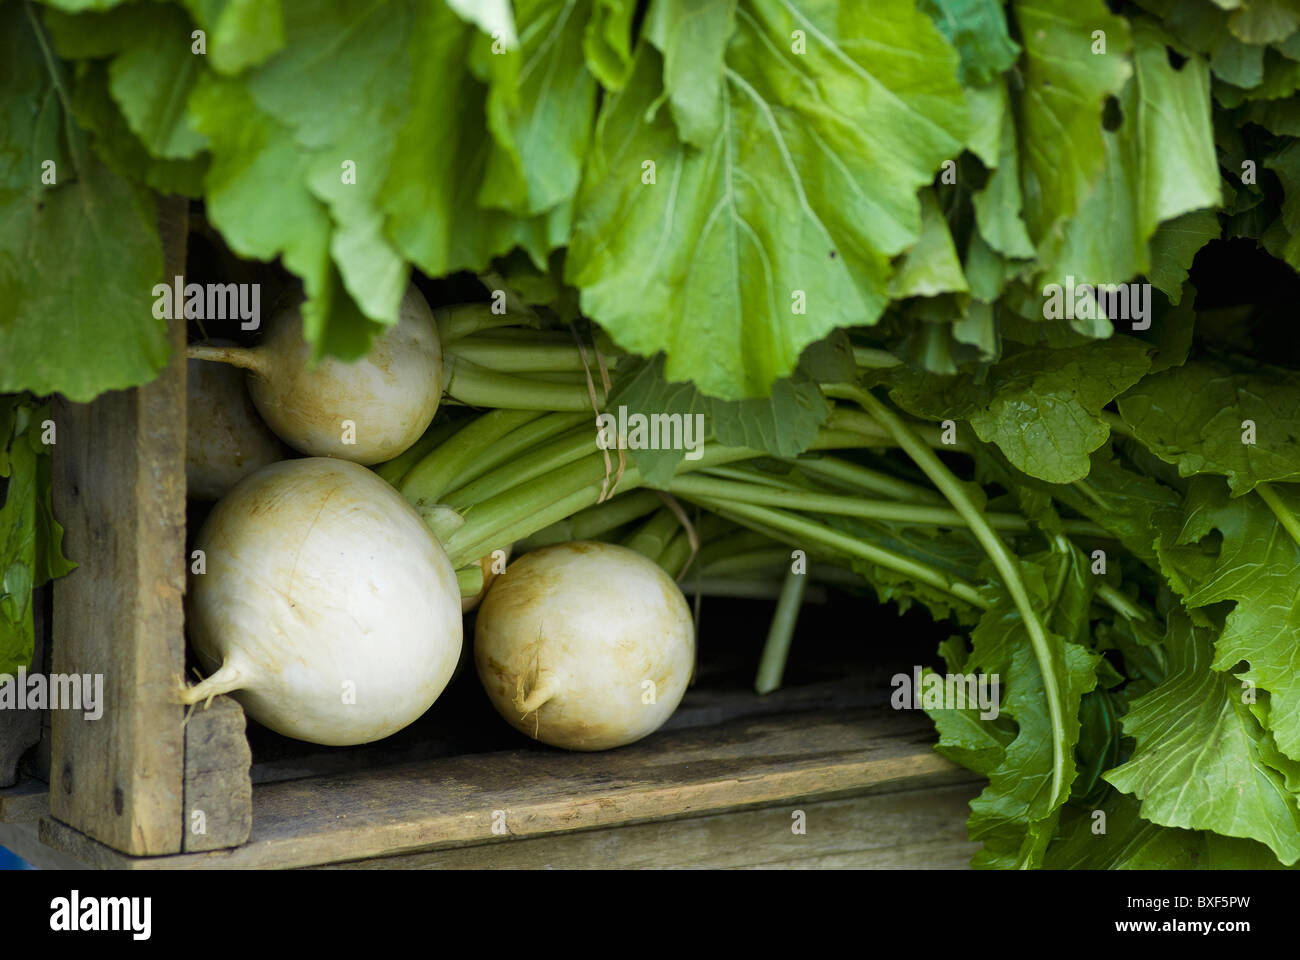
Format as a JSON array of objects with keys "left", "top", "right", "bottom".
[
  {"left": 186, "top": 341, "right": 285, "bottom": 501},
  {"left": 183, "top": 457, "right": 463, "bottom": 746},
  {"left": 187, "top": 284, "right": 442, "bottom": 465},
  {"left": 474, "top": 542, "right": 694, "bottom": 751}
]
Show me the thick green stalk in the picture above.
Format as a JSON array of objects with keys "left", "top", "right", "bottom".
[
  {"left": 374, "top": 417, "right": 465, "bottom": 486},
  {"left": 1256, "top": 482, "right": 1300, "bottom": 552},
  {"left": 441, "top": 426, "right": 862, "bottom": 569},
  {"left": 444, "top": 356, "right": 603, "bottom": 411},
  {"left": 687, "top": 496, "right": 989, "bottom": 610},
  {"left": 399, "top": 409, "right": 541, "bottom": 505},
  {"left": 443, "top": 412, "right": 589, "bottom": 496},
  {"left": 791, "top": 456, "right": 946, "bottom": 504},
  {"left": 443, "top": 424, "right": 600, "bottom": 509},
  {"left": 831, "top": 383, "right": 1069, "bottom": 802},
  {"left": 622, "top": 507, "right": 682, "bottom": 563},
  {"left": 755, "top": 568, "right": 808, "bottom": 694},
  {"left": 516, "top": 490, "right": 664, "bottom": 551},
  {"left": 670, "top": 474, "right": 1110, "bottom": 536},
  {"left": 658, "top": 529, "right": 696, "bottom": 579},
  {"left": 436, "top": 304, "right": 524, "bottom": 343},
  {"left": 446, "top": 339, "right": 621, "bottom": 373}
]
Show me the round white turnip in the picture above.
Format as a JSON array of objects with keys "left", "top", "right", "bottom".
[
  {"left": 186, "top": 283, "right": 442, "bottom": 464},
  {"left": 474, "top": 542, "right": 695, "bottom": 750},
  {"left": 181, "top": 457, "right": 463, "bottom": 745}
]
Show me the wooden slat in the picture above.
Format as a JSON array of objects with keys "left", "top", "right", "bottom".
[
  {"left": 48, "top": 197, "right": 189, "bottom": 855},
  {"left": 0, "top": 821, "right": 89, "bottom": 870},
  {"left": 38, "top": 708, "right": 979, "bottom": 869},
  {"left": 182, "top": 696, "right": 252, "bottom": 851},
  {"left": 318, "top": 784, "right": 982, "bottom": 869},
  {"left": 0, "top": 777, "right": 48, "bottom": 823}
]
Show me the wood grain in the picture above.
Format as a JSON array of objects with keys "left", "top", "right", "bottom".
[
  {"left": 48, "top": 196, "right": 189, "bottom": 855},
  {"left": 317, "top": 784, "right": 982, "bottom": 869},
  {"left": 182, "top": 696, "right": 252, "bottom": 852},
  {"left": 0, "top": 777, "right": 48, "bottom": 823},
  {"left": 38, "top": 707, "right": 980, "bottom": 869}
]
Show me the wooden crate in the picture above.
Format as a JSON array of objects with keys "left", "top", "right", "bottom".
[{"left": 0, "top": 199, "right": 983, "bottom": 869}]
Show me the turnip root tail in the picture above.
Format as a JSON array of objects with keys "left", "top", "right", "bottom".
[
  {"left": 514, "top": 676, "right": 557, "bottom": 717},
  {"left": 186, "top": 343, "right": 268, "bottom": 376},
  {"left": 179, "top": 661, "right": 245, "bottom": 707}
]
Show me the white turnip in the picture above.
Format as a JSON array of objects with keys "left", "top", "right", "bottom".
[
  {"left": 186, "top": 340, "right": 285, "bottom": 501},
  {"left": 181, "top": 457, "right": 463, "bottom": 745},
  {"left": 474, "top": 542, "right": 694, "bottom": 750},
  {"left": 186, "top": 284, "right": 442, "bottom": 465}
]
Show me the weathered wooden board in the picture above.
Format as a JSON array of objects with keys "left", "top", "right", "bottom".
[
  {"left": 317, "top": 784, "right": 982, "bottom": 869},
  {"left": 182, "top": 696, "right": 252, "bottom": 852},
  {"left": 0, "top": 777, "right": 48, "bottom": 823},
  {"left": 38, "top": 708, "right": 980, "bottom": 869},
  {"left": 0, "top": 821, "right": 89, "bottom": 870},
  {"left": 48, "top": 196, "right": 189, "bottom": 856}
]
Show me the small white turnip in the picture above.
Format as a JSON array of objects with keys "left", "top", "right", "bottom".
[
  {"left": 186, "top": 284, "right": 442, "bottom": 465},
  {"left": 474, "top": 542, "right": 694, "bottom": 750}
]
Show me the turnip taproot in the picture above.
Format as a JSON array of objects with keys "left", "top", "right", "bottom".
[
  {"left": 186, "top": 340, "right": 285, "bottom": 501},
  {"left": 186, "top": 284, "right": 442, "bottom": 465},
  {"left": 181, "top": 457, "right": 462, "bottom": 745},
  {"left": 474, "top": 542, "right": 694, "bottom": 750}
]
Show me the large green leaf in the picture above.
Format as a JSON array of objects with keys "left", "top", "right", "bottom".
[
  {"left": 0, "top": 2, "right": 167, "bottom": 401},
  {"left": 879, "top": 337, "right": 1154, "bottom": 483},
  {"left": 1117, "top": 360, "right": 1300, "bottom": 495},
  {"left": 1010, "top": 0, "right": 1132, "bottom": 246},
  {"left": 1163, "top": 479, "right": 1300, "bottom": 763},
  {"left": 568, "top": 0, "right": 968, "bottom": 399},
  {"left": 382, "top": 1, "right": 568, "bottom": 283},
  {"left": 607, "top": 354, "right": 830, "bottom": 487},
  {"left": 1105, "top": 608, "right": 1300, "bottom": 865},
  {"left": 1036, "top": 18, "right": 1221, "bottom": 294},
  {"left": 929, "top": 547, "right": 1102, "bottom": 869},
  {"left": 480, "top": 0, "right": 607, "bottom": 217}
]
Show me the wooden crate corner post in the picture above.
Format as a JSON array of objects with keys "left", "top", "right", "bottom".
[{"left": 46, "top": 196, "right": 252, "bottom": 859}]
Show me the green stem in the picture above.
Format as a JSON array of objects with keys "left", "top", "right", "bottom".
[
  {"left": 1256, "top": 482, "right": 1300, "bottom": 552},
  {"left": 1094, "top": 583, "right": 1150, "bottom": 624},
  {"left": 444, "top": 356, "right": 604, "bottom": 411},
  {"left": 700, "top": 548, "right": 793, "bottom": 577},
  {"left": 374, "top": 417, "right": 465, "bottom": 486},
  {"left": 436, "top": 304, "right": 523, "bottom": 343},
  {"left": 399, "top": 409, "right": 541, "bottom": 506},
  {"left": 515, "top": 490, "right": 664, "bottom": 551},
  {"left": 853, "top": 347, "right": 903, "bottom": 369},
  {"left": 446, "top": 339, "right": 621, "bottom": 373},
  {"left": 685, "top": 495, "right": 989, "bottom": 610},
  {"left": 443, "top": 412, "right": 588, "bottom": 496},
  {"left": 831, "top": 383, "right": 1069, "bottom": 802},
  {"left": 658, "top": 529, "right": 696, "bottom": 579},
  {"left": 755, "top": 568, "right": 808, "bottom": 695},
  {"left": 443, "top": 424, "right": 599, "bottom": 509},
  {"left": 829, "top": 406, "right": 970, "bottom": 452},
  {"left": 622, "top": 507, "right": 683, "bottom": 563},
  {"left": 670, "top": 474, "right": 1090, "bottom": 534},
  {"left": 456, "top": 564, "right": 485, "bottom": 599},
  {"left": 791, "top": 456, "right": 946, "bottom": 504},
  {"left": 1101, "top": 410, "right": 1135, "bottom": 440}
]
